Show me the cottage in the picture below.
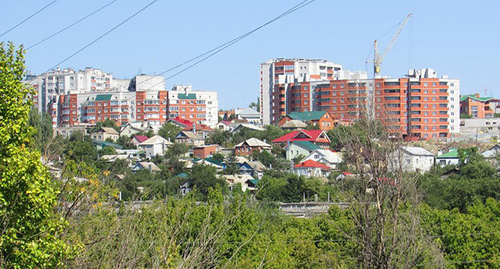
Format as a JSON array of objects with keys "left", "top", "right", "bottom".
[
  {"left": 278, "top": 111, "right": 335, "bottom": 131},
  {"left": 193, "top": 144, "right": 219, "bottom": 159},
  {"left": 234, "top": 138, "right": 271, "bottom": 156},
  {"left": 389, "top": 146, "right": 434, "bottom": 173},
  {"left": 175, "top": 131, "right": 205, "bottom": 146},
  {"left": 272, "top": 130, "right": 331, "bottom": 149},
  {"left": 436, "top": 149, "right": 460, "bottom": 167},
  {"left": 138, "top": 135, "right": 173, "bottom": 158},
  {"left": 222, "top": 174, "right": 258, "bottom": 192},
  {"left": 294, "top": 160, "right": 332, "bottom": 178},
  {"left": 130, "top": 135, "right": 150, "bottom": 146},
  {"left": 286, "top": 141, "right": 322, "bottom": 161},
  {"left": 300, "top": 149, "right": 343, "bottom": 169},
  {"left": 91, "top": 127, "right": 119, "bottom": 142},
  {"left": 132, "top": 161, "right": 161, "bottom": 172},
  {"left": 281, "top": 120, "right": 307, "bottom": 131}
]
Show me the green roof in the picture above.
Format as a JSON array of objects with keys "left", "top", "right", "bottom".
[
  {"left": 95, "top": 94, "right": 112, "bottom": 101},
  {"left": 292, "top": 141, "right": 321, "bottom": 151},
  {"left": 178, "top": 93, "right": 196, "bottom": 99},
  {"left": 175, "top": 172, "right": 188, "bottom": 178},
  {"left": 460, "top": 94, "right": 492, "bottom": 103},
  {"left": 248, "top": 179, "right": 259, "bottom": 185},
  {"left": 437, "top": 149, "right": 458, "bottom": 159},
  {"left": 92, "top": 140, "right": 123, "bottom": 149},
  {"left": 288, "top": 111, "right": 326, "bottom": 121}
]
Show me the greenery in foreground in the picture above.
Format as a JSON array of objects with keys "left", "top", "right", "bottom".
[{"left": 2, "top": 42, "right": 500, "bottom": 268}]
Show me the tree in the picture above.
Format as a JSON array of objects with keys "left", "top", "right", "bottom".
[
  {"left": 189, "top": 164, "right": 227, "bottom": 200},
  {"left": 158, "top": 123, "right": 181, "bottom": 142},
  {"left": 0, "top": 42, "right": 74, "bottom": 267}
]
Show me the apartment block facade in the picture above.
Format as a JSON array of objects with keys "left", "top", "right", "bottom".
[
  {"left": 261, "top": 58, "right": 460, "bottom": 139},
  {"left": 27, "top": 68, "right": 219, "bottom": 128}
]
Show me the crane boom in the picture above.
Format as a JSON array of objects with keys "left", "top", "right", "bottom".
[{"left": 373, "top": 13, "right": 412, "bottom": 78}]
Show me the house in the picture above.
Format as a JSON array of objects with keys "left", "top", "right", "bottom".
[
  {"left": 222, "top": 174, "right": 258, "bottom": 192},
  {"left": 193, "top": 144, "right": 219, "bottom": 159},
  {"left": 482, "top": 144, "right": 500, "bottom": 158},
  {"left": 436, "top": 149, "right": 460, "bottom": 167},
  {"left": 91, "top": 127, "right": 119, "bottom": 142},
  {"left": 100, "top": 154, "right": 130, "bottom": 163},
  {"left": 215, "top": 121, "right": 233, "bottom": 132},
  {"left": 186, "top": 159, "right": 224, "bottom": 172},
  {"left": 300, "top": 149, "right": 343, "bottom": 169},
  {"left": 132, "top": 161, "right": 161, "bottom": 172},
  {"left": 281, "top": 120, "right": 307, "bottom": 131},
  {"left": 175, "top": 131, "right": 205, "bottom": 146},
  {"left": 272, "top": 130, "right": 331, "bottom": 149},
  {"left": 130, "top": 135, "right": 150, "bottom": 146},
  {"left": 231, "top": 123, "right": 265, "bottom": 134},
  {"left": 294, "top": 160, "right": 332, "bottom": 178},
  {"left": 166, "top": 117, "right": 194, "bottom": 129},
  {"left": 234, "top": 138, "right": 272, "bottom": 156},
  {"left": 389, "top": 146, "right": 434, "bottom": 173},
  {"left": 286, "top": 141, "right": 322, "bottom": 161},
  {"left": 336, "top": 172, "right": 356, "bottom": 180},
  {"left": 182, "top": 123, "right": 214, "bottom": 139},
  {"left": 235, "top": 107, "right": 260, "bottom": 124},
  {"left": 138, "top": 135, "right": 173, "bottom": 158},
  {"left": 278, "top": 111, "right": 335, "bottom": 131},
  {"left": 119, "top": 121, "right": 157, "bottom": 137},
  {"left": 239, "top": 160, "right": 266, "bottom": 179}
]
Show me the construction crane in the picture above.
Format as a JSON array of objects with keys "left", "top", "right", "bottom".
[{"left": 369, "top": 13, "right": 412, "bottom": 78}]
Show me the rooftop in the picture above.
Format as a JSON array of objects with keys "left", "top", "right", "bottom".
[{"left": 288, "top": 111, "right": 327, "bottom": 121}]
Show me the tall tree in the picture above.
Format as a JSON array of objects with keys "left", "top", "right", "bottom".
[
  {"left": 0, "top": 42, "right": 73, "bottom": 267},
  {"left": 158, "top": 122, "right": 181, "bottom": 142}
]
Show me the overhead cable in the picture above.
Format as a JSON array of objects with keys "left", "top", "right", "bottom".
[
  {"left": 27, "top": 0, "right": 120, "bottom": 50},
  {"left": 0, "top": 0, "right": 60, "bottom": 38},
  {"left": 46, "top": 0, "right": 158, "bottom": 73}
]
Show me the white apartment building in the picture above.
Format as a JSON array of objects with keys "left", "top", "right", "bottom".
[
  {"left": 260, "top": 58, "right": 343, "bottom": 125},
  {"left": 27, "top": 67, "right": 120, "bottom": 114},
  {"left": 168, "top": 85, "right": 218, "bottom": 127}
]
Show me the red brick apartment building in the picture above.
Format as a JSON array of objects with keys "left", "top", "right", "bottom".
[{"left": 261, "top": 58, "right": 460, "bottom": 140}]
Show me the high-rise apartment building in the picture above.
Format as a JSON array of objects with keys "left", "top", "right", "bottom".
[
  {"left": 168, "top": 85, "right": 218, "bottom": 127},
  {"left": 260, "top": 58, "right": 344, "bottom": 125},
  {"left": 261, "top": 58, "right": 460, "bottom": 139},
  {"left": 26, "top": 68, "right": 219, "bottom": 128}
]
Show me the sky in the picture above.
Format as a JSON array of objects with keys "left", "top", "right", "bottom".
[{"left": 1, "top": 0, "right": 498, "bottom": 109}]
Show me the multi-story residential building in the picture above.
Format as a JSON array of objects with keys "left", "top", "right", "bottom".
[
  {"left": 26, "top": 68, "right": 219, "bottom": 128},
  {"left": 460, "top": 93, "right": 497, "bottom": 118},
  {"left": 262, "top": 58, "right": 460, "bottom": 140},
  {"left": 260, "top": 58, "right": 344, "bottom": 125},
  {"left": 168, "top": 85, "right": 218, "bottom": 127}
]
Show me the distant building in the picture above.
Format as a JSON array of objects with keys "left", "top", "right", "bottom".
[
  {"left": 261, "top": 58, "right": 460, "bottom": 140},
  {"left": 278, "top": 111, "right": 335, "bottom": 131},
  {"left": 91, "top": 127, "right": 119, "bottom": 142},
  {"left": 168, "top": 85, "right": 218, "bottom": 128},
  {"left": 193, "top": 145, "right": 219, "bottom": 159},
  {"left": 293, "top": 160, "right": 332, "bottom": 178},
  {"left": 460, "top": 93, "right": 497, "bottom": 118},
  {"left": 234, "top": 138, "right": 272, "bottom": 156},
  {"left": 235, "top": 107, "right": 260, "bottom": 124},
  {"left": 389, "top": 146, "right": 434, "bottom": 173},
  {"left": 272, "top": 130, "right": 331, "bottom": 149}
]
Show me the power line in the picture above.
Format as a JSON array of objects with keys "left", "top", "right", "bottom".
[
  {"left": 137, "top": 0, "right": 317, "bottom": 90},
  {"left": 46, "top": 0, "right": 158, "bottom": 73},
  {"left": 27, "top": 0, "right": 120, "bottom": 50},
  {"left": 0, "top": 0, "right": 60, "bottom": 38}
]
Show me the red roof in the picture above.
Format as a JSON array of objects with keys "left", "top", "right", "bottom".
[
  {"left": 294, "top": 160, "right": 331, "bottom": 170},
  {"left": 182, "top": 124, "right": 214, "bottom": 132},
  {"left": 171, "top": 117, "right": 194, "bottom": 127},
  {"left": 272, "top": 130, "right": 329, "bottom": 143},
  {"left": 133, "top": 135, "right": 149, "bottom": 143}
]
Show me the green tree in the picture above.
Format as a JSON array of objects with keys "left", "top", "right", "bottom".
[
  {"left": 189, "top": 164, "right": 227, "bottom": 200},
  {"left": 158, "top": 123, "right": 181, "bottom": 142},
  {"left": 0, "top": 42, "right": 74, "bottom": 267}
]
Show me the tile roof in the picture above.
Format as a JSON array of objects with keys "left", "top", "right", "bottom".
[
  {"left": 294, "top": 160, "right": 331, "bottom": 170},
  {"left": 139, "top": 135, "right": 173, "bottom": 146},
  {"left": 292, "top": 141, "right": 321, "bottom": 151},
  {"left": 170, "top": 117, "right": 194, "bottom": 127},
  {"left": 460, "top": 94, "right": 493, "bottom": 103},
  {"left": 133, "top": 135, "right": 150, "bottom": 143},
  {"left": 288, "top": 111, "right": 327, "bottom": 121},
  {"left": 100, "top": 127, "right": 119, "bottom": 135},
  {"left": 437, "top": 149, "right": 459, "bottom": 159},
  {"left": 95, "top": 94, "right": 112, "bottom": 101},
  {"left": 235, "top": 138, "right": 271, "bottom": 148},
  {"left": 282, "top": 119, "right": 307, "bottom": 128},
  {"left": 400, "top": 146, "right": 434, "bottom": 156},
  {"left": 272, "top": 130, "right": 328, "bottom": 143}
]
